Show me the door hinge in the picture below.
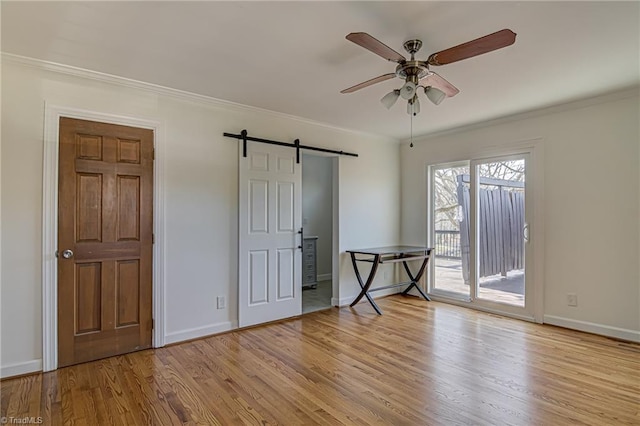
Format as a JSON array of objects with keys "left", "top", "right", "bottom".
[
  {"left": 151, "top": 319, "right": 155, "bottom": 330},
  {"left": 152, "top": 233, "right": 155, "bottom": 244},
  {"left": 152, "top": 148, "right": 155, "bottom": 160}
]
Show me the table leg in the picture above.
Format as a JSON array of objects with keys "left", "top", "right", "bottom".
[
  {"left": 349, "top": 253, "right": 383, "bottom": 315},
  {"left": 401, "top": 254, "right": 431, "bottom": 301}
]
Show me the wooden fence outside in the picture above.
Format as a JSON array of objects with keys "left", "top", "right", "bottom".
[{"left": 456, "top": 175, "right": 524, "bottom": 282}]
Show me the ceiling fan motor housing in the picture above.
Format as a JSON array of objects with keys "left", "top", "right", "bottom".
[
  {"left": 396, "top": 61, "right": 430, "bottom": 83},
  {"left": 397, "top": 39, "right": 430, "bottom": 84}
]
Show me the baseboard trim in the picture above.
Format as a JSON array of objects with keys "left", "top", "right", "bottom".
[
  {"left": 332, "top": 296, "right": 352, "bottom": 307},
  {"left": 1, "top": 359, "right": 42, "bottom": 379},
  {"left": 543, "top": 315, "right": 640, "bottom": 342},
  {"left": 317, "top": 273, "right": 332, "bottom": 282},
  {"left": 164, "top": 321, "right": 237, "bottom": 345}
]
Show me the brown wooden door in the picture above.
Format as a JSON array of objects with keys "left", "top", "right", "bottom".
[{"left": 58, "top": 117, "right": 154, "bottom": 367}]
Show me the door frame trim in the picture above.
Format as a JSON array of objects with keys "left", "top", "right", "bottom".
[{"left": 42, "top": 104, "right": 166, "bottom": 372}]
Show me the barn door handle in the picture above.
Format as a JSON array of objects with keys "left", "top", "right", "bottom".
[
  {"left": 61, "top": 249, "right": 74, "bottom": 259},
  {"left": 297, "top": 228, "right": 304, "bottom": 250}
]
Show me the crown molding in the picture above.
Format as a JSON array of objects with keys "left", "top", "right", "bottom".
[
  {"left": 1, "top": 52, "right": 397, "bottom": 143},
  {"left": 404, "top": 85, "right": 640, "bottom": 144}
]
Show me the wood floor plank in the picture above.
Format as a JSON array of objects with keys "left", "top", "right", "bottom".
[
  {"left": 190, "top": 340, "right": 320, "bottom": 425},
  {"left": 1, "top": 297, "right": 639, "bottom": 425}
]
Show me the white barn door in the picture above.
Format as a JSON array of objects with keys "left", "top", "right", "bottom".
[{"left": 238, "top": 142, "right": 302, "bottom": 327}]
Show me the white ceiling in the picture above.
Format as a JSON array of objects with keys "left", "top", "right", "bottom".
[{"left": 2, "top": 1, "right": 639, "bottom": 139}]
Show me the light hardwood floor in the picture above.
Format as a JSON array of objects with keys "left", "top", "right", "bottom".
[{"left": 2, "top": 296, "right": 639, "bottom": 425}]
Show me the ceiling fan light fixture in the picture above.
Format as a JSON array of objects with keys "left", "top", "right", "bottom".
[
  {"left": 425, "top": 86, "right": 446, "bottom": 105},
  {"left": 399, "top": 81, "right": 417, "bottom": 100},
  {"left": 380, "top": 89, "right": 401, "bottom": 109},
  {"left": 407, "top": 96, "right": 420, "bottom": 116}
]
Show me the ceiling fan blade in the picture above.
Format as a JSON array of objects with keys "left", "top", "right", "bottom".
[
  {"left": 340, "top": 73, "right": 396, "bottom": 94},
  {"left": 421, "top": 72, "right": 460, "bottom": 97},
  {"left": 427, "top": 29, "right": 516, "bottom": 66},
  {"left": 346, "top": 32, "right": 406, "bottom": 63}
]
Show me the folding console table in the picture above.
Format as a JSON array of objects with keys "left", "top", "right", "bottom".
[{"left": 346, "top": 246, "right": 433, "bottom": 315}]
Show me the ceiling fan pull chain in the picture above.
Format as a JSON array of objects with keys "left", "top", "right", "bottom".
[{"left": 410, "top": 113, "right": 414, "bottom": 148}]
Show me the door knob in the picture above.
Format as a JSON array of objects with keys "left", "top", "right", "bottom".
[{"left": 61, "top": 249, "right": 74, "bottom": 259}]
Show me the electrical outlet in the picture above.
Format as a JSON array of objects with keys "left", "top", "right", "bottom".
[
  {"left": 567, "top": 293, "right": 578, "bottom": 307},
  {"left": 217, "top": 296, "right": 226, "bottom": 309}
]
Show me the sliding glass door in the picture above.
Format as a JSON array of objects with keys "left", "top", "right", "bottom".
[{"left": 429, "top": 153, "right": 534, "bottom": 318}]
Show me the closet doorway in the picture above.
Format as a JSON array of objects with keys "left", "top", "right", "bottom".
[{"left": 302, "top": 154, "right": 334, "bottom": 314}]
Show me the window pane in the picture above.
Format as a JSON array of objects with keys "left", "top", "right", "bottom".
[
  {"left": 432, "top": 165, "right": 470, "bottom": 298},
  {"left": 476, "top": 159, "right": 525, "bottom": 306}
]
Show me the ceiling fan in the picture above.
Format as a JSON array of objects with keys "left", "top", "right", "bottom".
[{"left": 341, "top": 29, "right": 516, "bottom": 115}]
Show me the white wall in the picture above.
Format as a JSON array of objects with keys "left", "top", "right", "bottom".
[
  {"left": 302, "top": 154, "right": 333, "bottom": 278},
  {"left": 0, "top": 57, "right": 400, "bottom": 377},
  {"left": 400, "top": 90, "right": 640, "bottom": 341}
]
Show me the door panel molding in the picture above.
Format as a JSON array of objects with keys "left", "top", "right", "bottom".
[
  {"left": 42, "top": 104, "right": 165, "bottom": 372},
  {"left": 239, "top": 144, "right": 302, "bottom": 327}
]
